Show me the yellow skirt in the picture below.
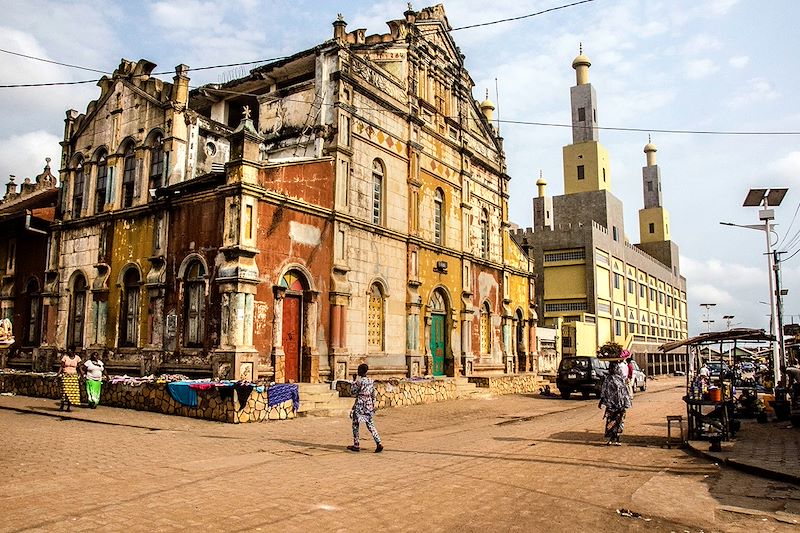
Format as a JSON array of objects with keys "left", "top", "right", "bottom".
[{"left": 60, "top": 374, "right": 81, "bottom": 405}]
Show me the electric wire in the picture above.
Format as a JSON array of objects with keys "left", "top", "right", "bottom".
[
  {"left": 0, "top": 47, "right": 110, "bottom": 74},
  {"left": 450, "top": 0, "right": 595, "bottom": 31},
  {"left": 777, "top": 202, "right": 800, "bottom": 248}
]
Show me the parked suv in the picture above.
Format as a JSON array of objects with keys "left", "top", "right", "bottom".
[
  {"left": 630, "top": 360, "right": 647, "bottom": 392},
  {"left": 557, "top": 357, "right": 609, "bottom": 399}
]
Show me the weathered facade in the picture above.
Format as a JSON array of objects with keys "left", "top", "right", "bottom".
[{"left": 6, "top": 4, "right": 537, "bottom": 382}]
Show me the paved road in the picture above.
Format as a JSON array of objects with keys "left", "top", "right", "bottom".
[{"left": 1, "top": 377, "right": 798, "bottom": 532}]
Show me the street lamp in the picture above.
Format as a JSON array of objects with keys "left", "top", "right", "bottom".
[
  {"left": 720, "top": 186, "right": 788, "bottom": 387},
  {"left": 700, "top": 303, "right": 716, "bottom": 333},
  {"left": 722, "top": 315, "right": 735, "bottom": 329}
]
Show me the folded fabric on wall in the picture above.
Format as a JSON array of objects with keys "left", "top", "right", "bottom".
[
  {"left": 167, "top": 382, "right": 199, "bottom": 407},
  {"left": 268, "top": 384, "right": 300, "bottom": 411}
]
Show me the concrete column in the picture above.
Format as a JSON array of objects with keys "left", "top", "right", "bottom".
[
  {"left": 331, "top": 304, "right": 342, "bottom": 349},
  {"left": 302, "top": 290, "right": 319, "bottom": 383},
  {"left": 271, "top": 286, "right": 286, "bottom": 382}
]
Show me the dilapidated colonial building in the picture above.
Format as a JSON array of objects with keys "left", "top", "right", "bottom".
[{"left": 6, "top": 4, "right": 537, "bottom": 382}]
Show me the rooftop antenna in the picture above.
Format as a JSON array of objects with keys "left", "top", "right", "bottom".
[{"left": 494, "top": 77, "right": 500, "bottom": 135}]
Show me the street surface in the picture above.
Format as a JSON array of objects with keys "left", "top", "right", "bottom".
[{"left": 1, "top": 376, "right": 798, "bottom": 532}]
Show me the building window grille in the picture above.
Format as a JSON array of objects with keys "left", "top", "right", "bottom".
[
  {"left": 122, "top": 145, "right": 136, "bottom": 208},
  {"left": 367, "top": 283, "right": 384, "bottom": 351},
  {"left": 95, "top": 152, "right": 108, "bottom": 213},
  {"left": 480, "top": 209, "right": 489, "bottom": 259},
  {"left": 120, "top": 268, "right": 141, "bottom": 347},
  {"left": 372, "top": 159, "right": 383, "bottom": 225},
  {"left": 69, "top": 274, "right": 87, "bottom": 349},
  {"left": 434, "top": 188, "right": 443, "bottom": 245},
  {"left": 72, "top": 163, "right": 85, "bottom": 215},
  {"left": 149, "top": 136, "right": 165, "bottom": 192},
  {"left": 480, "top": 303, "right": 491, "bottom": 354},
  {"left": 544, "top": 249, "right": 585, "bottom": 262},
  {"left": 545, "top": 302, "right": 588, "bottom": 313}
]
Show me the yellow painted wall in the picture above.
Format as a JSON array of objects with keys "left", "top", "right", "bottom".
[
  {"left": 108, "top": 217, "right": 155, "bottom": 345},
  {"left": 596, "top": 316, "right": 612, "bottom": 347},
  {"left": 562, "top": 141, "right": 610, "bottom": 194},
  {"left": 595, "top": 264, "right": 610, "bottom": 299},
  {"left": 638, "top": 207, "right": 670, "bottom": 243},
  {"left": 544, "top": 264, "right": 586, "bottom": 299},
  {"left": 575, "top": 321, "right": 598, "bottom": 356}
]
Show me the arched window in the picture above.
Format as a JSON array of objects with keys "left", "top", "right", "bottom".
[
  {"left": 367, "top": 283, "right": 384, "bottom": 352},
  {"left": 119, "top": 268, "right": 141, "bottom": 347},
  {"left": 72, "top": 159, "right": 85, "bottom": 216},
  {"left": 149, "top": 135, "right": 165, "bottom": 193},
  {"left": 371, "top": 159, "right": 384, "bottom": 225},
  {"left": 122, "top": 144, "right": 136, "bottom": 208},
  {"left": 69, "top": 274, "right": 87, "bottom": 348},
  {"left": 480, "top": 209, "right": 489, "bottom": 259},
  {"left": 184, "top": 260, "right": 206, "bottom": 347},
  {"left": 95, "top": 151, "right": 108, "bottom": 213},
  {"left": 480, "top": 302, "right": 491, "bottom": 355},
  {"left": 434, "top": 188, "right": 444, "bottom": 245},
  {"left": 25, "top": 278, "right": 41, "bottom": 345}
]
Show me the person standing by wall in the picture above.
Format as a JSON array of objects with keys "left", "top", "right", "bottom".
[
  {"left": 58, "top": 352, "right": 81, "bottom": 411},
  {"left": 81, "top": 352, "right": 108, "bottom": 409},
  {"left": 598, "top": 360, "right": 632, "bottom": 445},
  {"left": 347, "top": 363, "right": 383, "bottom": 453}
]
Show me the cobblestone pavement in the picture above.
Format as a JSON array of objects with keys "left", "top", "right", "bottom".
[{"left": 1, "top": 376, "right": 798, "bottom": 532}]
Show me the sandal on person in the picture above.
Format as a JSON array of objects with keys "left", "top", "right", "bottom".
[
  {"left": 375, "top": 444, "right": 384, "bottom": 453},
  {"left": 346, "top": 445, "right": 360, "bottom": 452}
]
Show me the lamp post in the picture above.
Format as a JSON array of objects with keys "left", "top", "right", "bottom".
[
  {"left": 720, "top": 186, "right": 788, "bottom": 387},
  {"left": 700, "top": 303, "right": 716, "bottom": 333},
  {"left": 722, "top": 315, "right": 735, "bottom": 330}
]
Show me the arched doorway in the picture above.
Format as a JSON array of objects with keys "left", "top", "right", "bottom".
[
  {"left": 429, "top": 289, "right": 447, "bottom": 376},
  {"left": 280, "top": 270, "right": 307, "bottom": 382},
  {"left": 516, "top": 308, "right": 526, "bottom": 372}
]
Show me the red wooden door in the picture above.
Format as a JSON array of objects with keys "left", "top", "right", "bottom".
[{"left": 282, "top": 295, "right": 302, "bottom": 382}]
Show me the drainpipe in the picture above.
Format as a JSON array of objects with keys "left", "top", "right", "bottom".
[{"left": 25, "top": 213, "right": 48, "bottom": 234}]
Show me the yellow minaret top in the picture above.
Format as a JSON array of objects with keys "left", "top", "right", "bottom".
[
  {"left": 572, "top": 43, "right": 591, "bottom": 85},
  {"left": 638, "top": 135, "right": 670, "bottom": 243},
  {"left": 536, "top": 170, "right": 547, "bottom": 198},
  {"left": 480, "top": 89, "right": 495, "bottom": 122},
  {"left": 562, "top": 45, "right": 610, "bottom": 194},
  {"left": 644, "top": 134, "right": 657, "bottom": 166}
]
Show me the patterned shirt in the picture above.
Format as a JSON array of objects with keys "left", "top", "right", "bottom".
[{"left": 352, "top": 376, "right": 377, "bottom": 416}]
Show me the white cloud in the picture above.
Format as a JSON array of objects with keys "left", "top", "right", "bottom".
[
  {"left": 0, "top": 131, "right": 61, "bottom": 181},
  {"left": 681, "top": 35, "right": 722, "bottom": 55},
  {"left": 685, "top": 59, "right": 719, "bottom": 79},
  {"left": 728, "top": 77, "right": 778, "bottom": 108},
  {"left": 729, "top": 55, "right": 749, "bottom": 68},
  {"left": 768, "top": 151, "right": 800, "bottom": 185}
]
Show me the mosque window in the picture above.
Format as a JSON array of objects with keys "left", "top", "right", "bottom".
[
  {"left": 612, "top": 226, "right": 618, "bottom": 241},
  {"left": 649, "top": 223, "right": 655, "bottom": 234},
  {"left": 577, "top": 165, "right": 585, "bottom": 180},
  {"left": 647, "top": 181, "right": 653, "bottom": 192},
  {"left": 578, "top": 107, "right": 586, "bottom": 122}
]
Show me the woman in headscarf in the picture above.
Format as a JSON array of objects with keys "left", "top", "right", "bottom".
[
  {"left": 58, "top": 351, "right": 82, "bottom": 411},
  {"left": 598, "top": 360, "right": 632, "bottom": 445}
]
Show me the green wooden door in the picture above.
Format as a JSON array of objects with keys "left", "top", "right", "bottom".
[{"left": 431, "top": 314, "right": 445, "bottom": 376}]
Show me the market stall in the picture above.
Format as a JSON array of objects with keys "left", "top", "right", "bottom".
[{"left": 660, "top": 328, "right": 775, "bottom": 442}]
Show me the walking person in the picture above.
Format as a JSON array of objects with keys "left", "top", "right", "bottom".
[
  {"left": 598, "top": 360, "right": 632, "bottom": 445},
  {"left": 624, "top": 356, "right": 635, "bottom": 400},
  {"left": 81, "top": 352, "right": 108, "bottom": 408},
  {"left": 347, "top": 363, "right": 383, "bottom": 453},
  {"left": 58, "top": 352, "right": 81, "bottom": 411}
]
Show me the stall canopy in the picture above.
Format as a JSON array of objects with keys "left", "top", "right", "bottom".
[{"left": 659, "top": 328, "right": 775, "bottom": 353}]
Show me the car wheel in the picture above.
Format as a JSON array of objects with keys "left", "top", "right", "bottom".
[
  {"left": 640, "top": 380, "right": 647, "bottom": 392},
  {"left": 560, "top": 389, "right": 571, "bottom": 399}
]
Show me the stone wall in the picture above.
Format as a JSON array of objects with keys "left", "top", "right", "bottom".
[
  {"left": 336, "top": 377, "right": 457, "bottom": 409},
  {"left": 0, "top": 371, "right": 294, "bottom": 423},
  {"left": 468, "top": 374, "right": 542, "bottom": 394}
]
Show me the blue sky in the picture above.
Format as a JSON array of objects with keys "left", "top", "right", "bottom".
[{"left": 1, "top": 0, "right": 798, "bottom": 335}]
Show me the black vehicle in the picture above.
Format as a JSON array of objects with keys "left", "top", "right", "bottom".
[{"left": 557, "top": 356, "right": 609, "bottom": 399}]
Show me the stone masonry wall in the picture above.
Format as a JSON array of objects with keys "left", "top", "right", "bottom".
[
  {"left": 0, "top": 371, "right": 294, "bottom": 423},
  {"left": 336, "top": 378, "right": 457, "bottom": 409},
  {"left": 468, "top": 374, "right": 542, "bottom": 395}
]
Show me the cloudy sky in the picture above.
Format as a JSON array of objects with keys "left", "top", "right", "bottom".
[{"left": 1, "top": 0, "right": 798, "bottom": 335}]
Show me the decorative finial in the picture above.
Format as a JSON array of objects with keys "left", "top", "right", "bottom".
[
  {"left": 242, "top": 105, "right": 251, "bottom": 120},
  {"left": 45, "top": 157, "right": 51, "bottom": 165},
  {"left": 579, "top": 42, "right": 583, "bottom": 54},
  {"left": 539, "top": 170, "right": 543, "bottom": 178},
  {"left": 337, "top": 13, "right": 344, "bottom": 21},
  {"left": 407, "top": 2, "right": 413, "bottom": 10},
  {"left": 648, "top": 134, "right": 651, "bottom": 143},
  {"left": 485, "top": 89, "right": 489, "bottom": 99}
]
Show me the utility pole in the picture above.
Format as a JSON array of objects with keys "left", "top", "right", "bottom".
[
  {"left": 700, "top": 303, "right": 716, "bottom": 333},
  {"left": 774, "top": 250, "right": 787, "bottom": 384}
]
